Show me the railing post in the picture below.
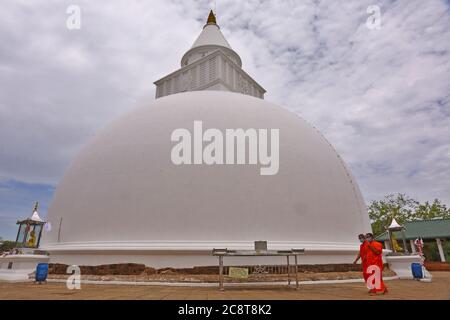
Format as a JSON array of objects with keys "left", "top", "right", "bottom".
[
  {"left": 219, "top": 255, "right": 224, "bottom": 291},
  {"left": 287, "top": 255, "right": 290, "bottom": 286}
]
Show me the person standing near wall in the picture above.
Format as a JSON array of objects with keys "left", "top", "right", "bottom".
[{"left": 365, "top": 233, "right": 388, "bottom": 295}]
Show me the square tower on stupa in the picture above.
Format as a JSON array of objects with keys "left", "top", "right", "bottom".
[{"left": 154, "top": 10, "right": 266, "bottom": 99}]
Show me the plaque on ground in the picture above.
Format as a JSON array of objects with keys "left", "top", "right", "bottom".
[{"left": 228, "top": 267, "right": 249, "bottom": 278}]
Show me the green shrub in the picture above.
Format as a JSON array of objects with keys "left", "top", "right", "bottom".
[{"left": 0, "top": 240, "right": 16, "bottom": 254}]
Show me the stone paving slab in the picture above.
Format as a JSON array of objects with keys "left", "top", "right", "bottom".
[{"left": 1, "top": 272, "right": 449, "bottom": 300}]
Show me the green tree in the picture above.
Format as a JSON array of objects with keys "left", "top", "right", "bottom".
[
  {"left": 368, "top": 193, "right": 418, "bottom": 236},
  {"left": 368, "top": 194, "right": 450, "bottom": 260},
  {"left": 368, "top": 194, "right": 450, "bottom": 236},
  {"left": 414, "top": 199, "right": 450, "bottom": 220},
  {"left": 0, "top": 240, "right": 16, "bottom": 253}
]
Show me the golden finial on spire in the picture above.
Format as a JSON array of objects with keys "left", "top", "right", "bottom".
[
  {"left": 33, "top": 201, "right": 39, "bottom": 212},
  {"left": 206, "top": 10, "right": 217, "bottom": 25}
]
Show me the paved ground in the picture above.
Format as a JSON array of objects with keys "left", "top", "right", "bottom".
[{"left": 1, "top": 272, "right": 450, "bottom": 300}]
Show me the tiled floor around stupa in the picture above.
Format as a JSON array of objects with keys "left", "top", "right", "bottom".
[{"left": 1, "top": 272, "right": 449, "bottom": 300}]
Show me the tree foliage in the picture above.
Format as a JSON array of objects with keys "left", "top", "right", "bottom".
[
  {"left": 368, "top": 194, "right": 450, "bottom": 236},
  {"left": 0, "top": 240, "right": 16, "bottom": 254}
]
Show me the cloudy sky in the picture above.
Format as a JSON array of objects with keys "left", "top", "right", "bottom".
[{"left": 1, "top": 0, "right": 449, "bottom": 239}]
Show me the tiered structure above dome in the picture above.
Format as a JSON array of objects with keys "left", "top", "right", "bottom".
[{"left": 154, "top": 10, "right": 265, "bottom": 99}]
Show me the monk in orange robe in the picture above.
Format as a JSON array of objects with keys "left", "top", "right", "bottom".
[
  {"left": 353, "top": 234, "right": 369, "bottom": 282},
  {"left": 365, "top": 233, "right": 388, "bottom": 294}
]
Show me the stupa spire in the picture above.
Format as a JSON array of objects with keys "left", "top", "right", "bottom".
[
  {"left": 206, "top": 10, "right": 217, "bottom": 25},
  {"left": 154, "top": 9, "right": 266, "bottom": 99}
]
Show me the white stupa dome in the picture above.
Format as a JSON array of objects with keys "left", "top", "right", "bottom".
[
  {"left": 41, "top": 11, "right": 371, "bottom": 267},
  {"left": 42, "top": 91, "right": 371, "bottom": 267}
]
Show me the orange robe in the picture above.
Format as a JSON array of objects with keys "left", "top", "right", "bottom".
[
  {"left": 365, "top": 241, "right": 387, "bottom": 293},
  {"left": 359, "top": 241, "right": 369, "bottom": 282}
]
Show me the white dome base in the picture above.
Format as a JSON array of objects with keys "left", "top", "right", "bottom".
[
  {"left": 45, "top": 241, "right": 359, "bottom": 268},
  {"left": 42, "top": 91, "right": 371, "bottom": 267},
  {"left": 47, "top": 252, "right": 359, "bottom": 269}
]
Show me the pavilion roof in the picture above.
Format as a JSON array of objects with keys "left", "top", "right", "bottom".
[{"left": 376, "top": 218, "right": 450, "bottom": 241}]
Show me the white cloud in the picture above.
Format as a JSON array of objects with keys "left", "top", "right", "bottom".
[{"left": 0, "top": 0, "right": 449, "bottom": 206}]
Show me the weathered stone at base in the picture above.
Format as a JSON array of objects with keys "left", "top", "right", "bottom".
[
  {"left": 49, "top": 263, "right": 146, "bottom": 275},
  {"left": 425, "top": 262, "right": 450, "bottom": 271},
  {"left": 144, "top": 267, "right": 157, "bottom": 275},
  {"left": 48, "top": 263, "right": 390, "bottom": 276}
]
